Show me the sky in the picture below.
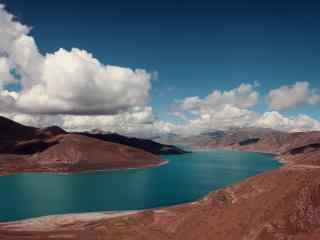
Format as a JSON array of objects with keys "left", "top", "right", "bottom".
[{"left": 0, "top": 0, "right": 320, "bottom": 136}]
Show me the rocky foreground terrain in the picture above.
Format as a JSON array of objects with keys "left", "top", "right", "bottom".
[
  {"left": 0, "top": 127, "right": 320, "bottom": 239},
  {"left": 0, "top": 116, "right": 185, "bottom": 175}
]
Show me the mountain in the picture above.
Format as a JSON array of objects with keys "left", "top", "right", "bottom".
[
  {"left": 201, "top": 128, "right": 320, "bottom": 157},
  {"left": 167, "top": 127, "right": 320, "bottom": 166},
  {"left": 0, "top": 116, "right": 185, "bottom": 174},
  {"left": 0, "top": 116, "right": 66, "bottom": 141},
  {"left": 77, "top": 132, "right": 188, "bottom": 155},
  {"left": 0, "top": 117, "right": 66, "bottom": 155},
  {"left": 169, "top": 127, "right": 289, "bottom": 152},
  {"left": 0, "top": 116, "right": 37, "bottom": 141},
  {"left": 0, "top": 116, "right": 186, "bottom": 156},
  {"left": 29, "top": 134, "right": 163, "bottom": 172}
]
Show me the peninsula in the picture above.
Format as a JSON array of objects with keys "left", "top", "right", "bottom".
[{"left": 0, "top": 116, "right": 185, "bottom": 175}]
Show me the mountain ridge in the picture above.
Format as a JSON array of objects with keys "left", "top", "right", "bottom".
[{"left": 0, "top": 116, "right": 185, "bottom": 175}]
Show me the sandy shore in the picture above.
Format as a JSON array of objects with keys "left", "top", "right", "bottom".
[{"left": 0, "top": 211, "right": 139, "bottom": 232}]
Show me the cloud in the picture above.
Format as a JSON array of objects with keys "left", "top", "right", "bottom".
[
  {"left": 0, "top": 4, "right": 30, "bottom": 51},
  {"left": 166, "top": 83, "right": 320, "bottom": 135},
  {"left": 0, "top": 5, "right": 152, "bottom": 115},
  {"left": 0, "top": 5, "right": 157, "bottom": 137},
  {"left": 61, "top": 107, "right": 154, "bottom": 132},
  {"left": 182, "top": 105, "right": 258, "bottom": 135},
  {"left": 1, "top": 5, "right": 320, "bottom": 137},
  {"left": 1, "top": 106, "right": 157, "bottom": 136},
  {"left": 16, "top": 48, "right": 151, "bottom": 115},
  {"left": 162, "top": 109, "right": 320, "bottom": 136},
  {"left": 0, "top": 58, "right": 16, "bottom": 86},
  {"left": 267, "top": 81, "right": 320, "bottom": 111},
  {"left": 179, "top": 83, "right": 259, "bottom": 112},
  {"left": 0, "top": 90, "right": 18, "bottom": 112},
  {"left": 171, "top": 83, "right": 260, "bottom": 130},
  {"left": 2, "top": 86, "right": 320, "bottom": 138},
  {"left": 256, "top": 111, "right": 320, "bottom": 132}
]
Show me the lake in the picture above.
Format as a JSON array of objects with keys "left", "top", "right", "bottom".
[{"left": 0, "top": 150, "right": 281, "bottom": 222}]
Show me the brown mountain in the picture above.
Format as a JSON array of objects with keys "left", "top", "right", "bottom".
[
  {"left": 29, "top": 134, "right": 163, "bottom": 171},
  {"left": 0, "top": 116, "right": 183, "bottom": 174},
  {"left": 0, "top": 116, "right": 67, "bottom": 155},
  {"left": 0, "top": 116, "right": 186, "bottom": 156},
  {"left": 170, "top": 127, "right": 320, "bottom": 155},
  {"left": 0, "top": 116, "right": 37, "bottom": 141},
  {"left": 78, "top": 132, "right": 188, "bottom": 155},
  {"left": 0, "top": 116, "right": 66, "bottom": 141}
]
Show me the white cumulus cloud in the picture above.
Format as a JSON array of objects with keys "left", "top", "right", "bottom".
[
  {"left": 256, "top": 111, "right": 320, "bottom": 132},
  {"left": 166, "top": 83, "right": 320, "bottom": 136},
  {"left": 267, "top": 81, "right": 320, "bottom": 111},
  {"left": 179, "top": 83, "right": 259, "bottom": 112},
  {"left": 0, "top": 106, "right": 157, "bottom": 137},
  {"left": 0, "top": 5, "right": 152, "bottom": 115}
]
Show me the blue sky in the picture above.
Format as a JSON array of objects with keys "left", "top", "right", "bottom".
[{"left": 1, "top": 0, "right": 320, "bottom": 135}]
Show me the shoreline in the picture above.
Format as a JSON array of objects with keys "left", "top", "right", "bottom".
[
  {"left": 0, "top": 149, "right": 284, "bottom": 226},
  {"left": 35, "top": 159, "right": 169, "bottom": 175},
  {"left": 0, "top": 159, "right": 169, "bottom": 177},
  {"left": 0, "top": 211, "right": 140, "bottom": 231}
]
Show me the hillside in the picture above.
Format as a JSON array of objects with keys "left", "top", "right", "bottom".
[
  {"left": 29, "top": 134, "right": 164, "bottom": 171},
  {"left": 78, "top": 132, "right": 187, "bottom": 155},
  {"left": 0, "top": 116, "right": 186, "bottom": 156},
  {"left": 0, "top": 116, "right": 185, "bottom": 174}
]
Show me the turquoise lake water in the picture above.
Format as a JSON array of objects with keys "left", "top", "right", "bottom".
[{"left": 0, "top": 150, "right": 281, "bottom": 222}]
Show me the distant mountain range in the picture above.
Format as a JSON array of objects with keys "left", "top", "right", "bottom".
[{"left": 159, "top": 127, "right": 320, "bottom": 165}]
